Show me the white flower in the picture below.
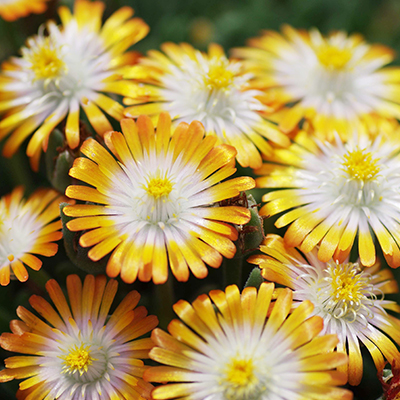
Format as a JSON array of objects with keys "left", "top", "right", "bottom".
[
  {"left": 257, "top": 129, "right": 400, "bottom": 267},
  {"left": 0, "top": 274, "right": 158, "bottom": 400},
  {"left": 145, "top": 283, "right": 352, "bottom": 399},
  {"left": 250, "top": 234, "right": 400, "bottom": 385},
  {"left": 0, "top": 0, "right": 148, "bottom": 169},
  {"left": 234, "top": 26, "right": 400, "bottom": 139},
  {"left": 124, "top": 43, "right": 290, "bottom": 169}
]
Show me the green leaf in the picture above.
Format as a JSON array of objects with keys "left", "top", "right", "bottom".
[{"left": 60, "top": 203, "right": 107, "bottom": 274}]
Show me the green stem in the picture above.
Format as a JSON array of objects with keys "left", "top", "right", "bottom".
[
  {"left": 1, "top": 150, "right": 35, "bottom": 193},
  {"left": 223, "top": 256, "right": 243, "bottom": 289},
  {"left": 153, "top": 277, "right": 175, "bottom": 330},
  {"left": 27, "top": 268, "right": 52, "bottom": 291}
]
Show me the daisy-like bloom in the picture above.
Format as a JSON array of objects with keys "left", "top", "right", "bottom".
[
  {"left": 123, "top": 42, "right": 290, "bottom": 169},
  {"left": 0, "top": 274, "right": 158, "bottom": 400},
  {"left": 0, "top": 0, "right": 49, "bottom": 21},
  {"left": 233, "top": 25, "right": 400, "bottom": 140},
  {"left": 0, "top": 0, "right": 149, "bottom": 170},
  {"left": 256, "top": 128, "right": 400, "bottom": 268},
  {"left": 249, "top": 234, "right": 400, "bottom": 386},
  {"left": 63, "top": 113, "right": 255, "bottom": 284},
  {"left": 0, "top": 186, "right": 67, "bottom": 286},
  {"left": 144, "top": 282, "right": 353, "bottom": 400}
]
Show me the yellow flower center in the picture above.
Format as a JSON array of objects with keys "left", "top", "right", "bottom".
[
  {"left": 145, "top": 177, "right": 173, "bottom": 199},
  {"left": 342, "top": 148, "right": 380, "bottom": 181},
  {"left": 222, "top": 357, "right": 265, "bottom": 400},
  {"left": 205, "top": 59, "right": 235, "bottom": 90},
  {"left": 62, "top": 343, "right": 94, "bottom": 376},
  {"left": 226, "top": 359, "right": 255, "bottom": 387},
  {"left": 322, "top": 262, "right": 373, "bottom": 322},
  {"left": 330, "top": 264, "right": 364, "bottom": 303},
  {"left": 316, "top": 44, "right": 352, "bottom": 70},
  {"left": 27, "top": 38, "right": 66, "bottom": 81}
]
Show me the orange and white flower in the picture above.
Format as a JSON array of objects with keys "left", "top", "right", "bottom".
[
  {"left": 144, "top": 282, "right": 352, "bottom": 400},
  {"left": 234, "top": 26, "right": 400, "bottom": 140},
  {"left": 123, "top": 43, "right": 290, "bottom": 169},
  {"left": 63, "top": 113, "right": 255, "bottom": 284},
  {"left": 0, "top": 274, "right": 158, "bottom": 400},
  {"left": 249, "top": 234, "right": 400, "bottom": 386},
  {"left": 0, "top": 0, "right": 148, "bottom": 169},
  {"left": 0, "top": 0, "right": 49, "bottom": 21},
  {"left": 256, "top": 128, "right": 400, "bottom": 268},
  {"left": 0, "top": 186, "right": 67, "bottom": 286}
]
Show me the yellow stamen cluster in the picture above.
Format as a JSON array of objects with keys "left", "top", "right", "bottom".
[
  {"left": 145, "top": 177, "right": 173, "bottom": 199},
  {"left": 316, "top": 44, "right": 352, "bottom": 70},
  {"left": 322, "top": 262, "right": 373, "bottom": 322},
  {"left": 205, "top": 59, "right": 235, "bottom": 90},
  {"left": 226, "top": 359, "right": 255, "bottom": 386},
  {"left": 222, "top": 358, "right": 261, "bottom": 399},
  {"left": 62, "top": 343, "right": 94, "bottom": 376},
  {"left": 26, "top": 38, "right": 66, "bottom": 82},
  {"left": 342, "top": 148, "right": 380, "bottom": 181}
]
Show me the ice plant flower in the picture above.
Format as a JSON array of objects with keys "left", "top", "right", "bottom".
[
  {"left": 233, "top": 26, "right": 400, "bottom": 140},
  {"left": 249, "top": 234, "right": 400, "bottom": 386},
  {"left": 123, "top": 42, "right": 290, "bottom": 169},
  {"left": 256, "top": 128, "right": 400, "bottom": 268},
  {"left": 0, "top": 274, "right": 158, "bottom": 400},
  {"left": 144, "top": 282, "right": 353, "bottom": 400},
  {"left": 0, "top": 186, "right": 67, "bottom": 286},
  {"left": 0, "top": 0, "right": 149, "bottom": 170},
  {"left": 63, "top": 113, "right": 255, "bottom": 284},
  {"left": 0, "top": 0, "right": 49, "bottom": 21}
]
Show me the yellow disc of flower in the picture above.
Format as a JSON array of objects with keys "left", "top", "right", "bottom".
[{"left": 63, "top": 113, "right": 255, "bottom": 284}]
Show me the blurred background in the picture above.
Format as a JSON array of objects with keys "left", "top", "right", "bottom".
[
  {"left": 1, "top": 0, "right": 400, "bottom": 59},
  {"left": 1, "top": 0, "right": 400, "bottom": 398}
]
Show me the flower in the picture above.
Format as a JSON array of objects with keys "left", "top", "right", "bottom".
[
  {"left": 249, "top": 234, "right": 400, "bottom": 386},
  {"left": 63, "top": 113, "right": 255, "bottom": 284},
  {"left": 0, "top": 0, "right": 49, "bottom": 21},
  {"left": 379, "top": 361, "right": 400, "bottom": 400},
  {"left": 0, "top": 186, "right": 67, "bottom": 286},
  {"left": 144, "top": 282, "right": 352, "bottom": 400},
  {"left": 123, "top": 42, "right": 290, "bottom": 169},
  {"left": 0, "top": 274, "right": 158, "bottom": 400},
  {"left": 256, "top": 128, "right": 400, "bottom": 268},
  {"left": 0, "top": 0, "right": 149, "bottom": 170},
  {"left": 233, "top": 25, "right": 400, "bottom": 140}
]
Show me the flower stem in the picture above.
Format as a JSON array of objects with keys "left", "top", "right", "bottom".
[
  {"left": 223, "top": 256, "right": 243, "bottom": 288},
  {"left": 153, "top": 277, "right": 175, "bottom": 330},
  {"left": 27, "top": 268, "right": 52, "bottom": 292}
]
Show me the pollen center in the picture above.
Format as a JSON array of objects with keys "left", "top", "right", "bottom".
[
  {"left": 205, "top": 60, "right": 235, "bottom": 90},
  {"left": 62, "top": 343, "right": 94, "bottom": 376},
  {"left": 145, "top": 177, "right": 173, "bottom": 199},
  {"left": 26, "top": 38, "right": 66, "bottom": 81},
  {"left": 221, "top": 357, "right": 265, "bottom": 400},
  {"left": 342, "top": 148, "right": 380, "bottom": 181},
  {"left": 226, "top": 359, "right": 255, "bottom": 387},
  {"left": 316, "top": 44, "right": 352, "bottom": 70},
  {"left": 322, "top": 262, "right": 373, "bottom": 322}
]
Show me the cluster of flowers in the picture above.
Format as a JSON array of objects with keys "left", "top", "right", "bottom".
[{"left": 0, "top": 0, "right": 400, "bottom": 399}]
